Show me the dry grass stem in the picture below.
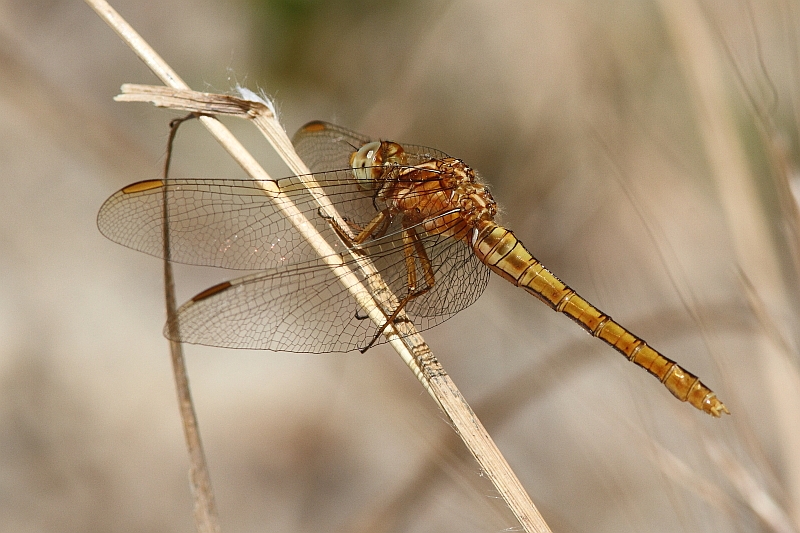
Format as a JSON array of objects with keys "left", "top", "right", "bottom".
[
  {"left": 87, "top": 1, "right": 552, "bottom": 531},
  {"left": 83, "top": 3, "right": 221, "bottom": 533},
  {"left": 162, "top": 115, "right": 220, "bottom": 533}
]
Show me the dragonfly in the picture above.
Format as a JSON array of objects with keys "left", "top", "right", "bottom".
[{"left": 98, "top": 120, "right": 729, "bottom": 417}]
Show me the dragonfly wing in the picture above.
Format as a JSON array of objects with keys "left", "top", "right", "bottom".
[
  {"left": 406, "top": 232, "right": 490, "bottom": 323},
  {"left": 293, "top": 121, "right": 452, "bottom": 172},
  {"left": 97, "top": 173, "right": 389, "bottom": 270},
  {"left": 99, "top": 123, "right": 460, "bottom": 271},
  {"left": 166, "top": 259, "right": 383, "bottom": 353},
  {"left": 352, "top": 217, "right": 491, "bottom": 326},
  {"left": 166, "top": 222, "right": 489, "bottom": 352},
  {"left": 292, "top": 121, "right": 372, "bottom": 174}
]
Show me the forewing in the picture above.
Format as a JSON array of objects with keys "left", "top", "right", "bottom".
[
  {"left": 97, "top": 173, "right": 388, "bottom": 270},
  {"left": 99, "top": 122, "right": 458, "bottom": 271}
]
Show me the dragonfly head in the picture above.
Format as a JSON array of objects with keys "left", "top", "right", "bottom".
[{"left": 350, "top": 140, "right": 406, "bottom": 190}]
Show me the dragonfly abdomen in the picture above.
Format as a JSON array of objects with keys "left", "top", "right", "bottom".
[{"left": 471, "top": 221, "right": 728, "bottom": 417}]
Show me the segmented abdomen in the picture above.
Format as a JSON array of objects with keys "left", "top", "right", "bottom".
[{"left": 471, "top": 221, "right": 728, "bottom": 417}]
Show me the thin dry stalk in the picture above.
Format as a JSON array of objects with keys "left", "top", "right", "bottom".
[
  {"left": 162, "top": 115, "right": 220, "bottom": 533},
  {"left": 84, "top": 3, "right": 221, "bottom": 533},
  {"left": 85, "top": 1, "right": 552, "bottom": 532}
]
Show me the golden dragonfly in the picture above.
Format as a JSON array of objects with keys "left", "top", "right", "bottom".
[{"left": 98, "top": 121, "right": 728, "bottom": 417}]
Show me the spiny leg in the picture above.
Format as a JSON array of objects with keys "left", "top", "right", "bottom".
[
  {"left": 320, "top": 208, "right": 393, "bottom": 322},
  {"left": 320, "top": 207, "right": 392, "bottom": 249},
  {"left": 321, "top": 207, "right": 436, "bottom": 351},
  {"left": 410, "top": 222, "right": 436, "bottom": 290},
  {"left": 360, "top": 226, "right": 436, "bottom": 353}
]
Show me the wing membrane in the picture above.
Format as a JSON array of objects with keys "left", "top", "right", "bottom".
[
  {"left": 100, "top": 120, "right": 490, "bottom": 352},
  {"left": 166, "top": 225, "right": 488, "bottom": 352},
  {"left": 98, "top": 172, "right": 384, "bottom": 270},
  {"left": 292, "top": 121, "right": 452, "bottom": 173}
]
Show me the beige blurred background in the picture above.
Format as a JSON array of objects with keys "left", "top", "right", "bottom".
[{"left": 2, "top": 0, "right": 800, "bottom": 532}]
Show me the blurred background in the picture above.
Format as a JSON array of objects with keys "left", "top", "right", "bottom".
[{"left": 2, "top": 0, "right": 800, "bottom": 532}]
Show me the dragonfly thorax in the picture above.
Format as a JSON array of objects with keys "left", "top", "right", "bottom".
[{"left": 386, "top": 158, "right": 498, "bottom": 243}]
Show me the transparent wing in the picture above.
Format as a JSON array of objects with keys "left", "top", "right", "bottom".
[
  {"left": 101, "top": 120, "right": 489, "bottom": 352},
  {"left": 98, "top": 173, "right": 389, "bottom": 270},
  {"left": 98, "top": 121, "right": 455, "bottom": 270},
  {"left": 292, "top": 120, "right": 452, "bottom": 173},
  {"left": 166, "top": 225, "right": 489, "bottom": 353},
  {"left": 291, "top": 121, "right": 372, "bottom": 174}
]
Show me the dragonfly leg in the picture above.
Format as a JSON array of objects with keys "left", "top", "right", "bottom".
[
  {"left": 320, "top": 208, "right": 392, "bottom": 249},
  {"left": 359, "top": 210, "right": 393, "bottom": 242},
  {"left": 360, "top": 225, "right": 436, "bottom": 353},
  {"left": 322, "top": 209, "right": 393, "bottom": 322}
]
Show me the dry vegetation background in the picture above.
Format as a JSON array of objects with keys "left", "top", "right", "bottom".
[{"left": 2, "top": 0, "right": 800, "bottom": 532}]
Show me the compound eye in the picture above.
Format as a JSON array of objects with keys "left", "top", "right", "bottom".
[{"left": 350, "top": 141, "right": 382, "bottom": 188}]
